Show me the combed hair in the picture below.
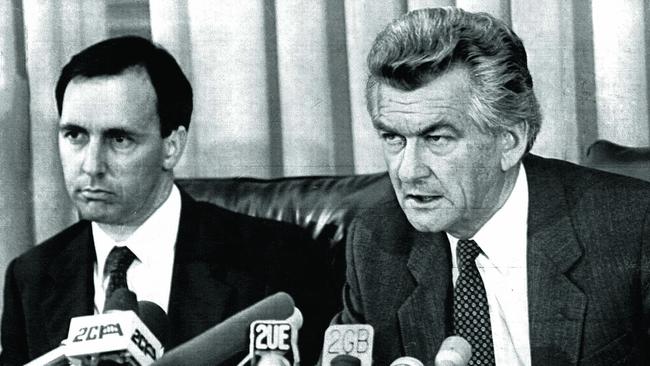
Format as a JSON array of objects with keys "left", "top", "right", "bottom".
[
  {"left": 55, "top": 36, "right": 192, "bottom": 137},
  {"left": 366, "top": 7, "right": 541, "bottom": 151}
]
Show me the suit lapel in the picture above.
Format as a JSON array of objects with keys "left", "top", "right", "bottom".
[
  {"left": 42, "top": 222, "right": 95, "bottom": 345},
  {"left": 398, "top": 229, "right": 452, "bottom": 363},
  {"left": 167, "top": 192, "right": 234, "bottom": 348},
  {"left": 525, "top": 155, "right": 586, "bottom": 365}
]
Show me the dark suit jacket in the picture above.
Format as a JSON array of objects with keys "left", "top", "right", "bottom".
[
  {"left": 338, "top": 154, "right": 650, "bottom": 366},
  {"left": 1, "top": 191, "right": 339, "bottom": 366}
]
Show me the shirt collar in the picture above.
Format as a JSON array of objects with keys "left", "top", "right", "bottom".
[
  {"left": 447, "top": 164, "right": 529, "bottom": 270},
  {"left": 93, "top": 185, "right": 182, "bottom": 275}
]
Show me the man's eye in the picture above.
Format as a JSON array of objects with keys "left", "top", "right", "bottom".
[
  {"left": 62, "top": 130, "right": 87, "bottom": 144},
  {"left": 110, "top": 135, "right": 134, "bottom": 149},
  {"left": 426, "top": 134, "right": 451, "bottom": 144},
  {"left": 381, "top": 132, "right": 404, "bottom": 145},
  {"left": 65, "top": 131, "right": 79, "bottom": 139}
]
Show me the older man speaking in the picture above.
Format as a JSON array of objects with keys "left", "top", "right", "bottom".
[{"left": 337, "top": 7, "right": 650, "bottom": 366}]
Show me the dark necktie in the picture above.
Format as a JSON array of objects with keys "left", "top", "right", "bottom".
[
  {"left": 104, "top": 246, "right": 136, "bottom": 303},
  {"left": 453, "top": 239, "right": 495, "bottom": 366}
]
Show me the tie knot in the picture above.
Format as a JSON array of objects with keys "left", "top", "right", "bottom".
[
  {"left": 104, "top": 246, "right": 136, "bottom": 277},
  {"left": 457, "top": 239, "right": 482, "bottom": 264}
]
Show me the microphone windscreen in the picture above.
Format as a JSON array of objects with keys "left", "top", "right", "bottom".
[
  {"left": 390, "top": 356, "right": 424, "bottom": 366},
  {"left": 138, "top": 301, "right": 170, "bottom": 349},
  {"left": 152, "top": 292, "right": 295, "bottom": 366},
  {"left": 331, "top": 354, "right": 361, "bottom": 366},
  {"left": 257, "top": 353, "right": 292, "bottom": 366},
  {"left": 434, "top": 336, "right": 471, "bottom": 366},
  {"left": 103, "top": 288, "right": 138, "bottom": 313}
]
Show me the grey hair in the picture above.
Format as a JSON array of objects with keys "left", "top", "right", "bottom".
[{"left": 366, "top": 7, "right": 541, "bottom": 152}]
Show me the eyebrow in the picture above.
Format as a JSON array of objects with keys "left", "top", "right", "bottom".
[
  {"left": 372, "top": 119, "right": 394, "bottom": 132},
  {"left": 58, "top": 123, "right": 85, "bottom": 132},
  {"left": 373, "top": 119, "right": 461, "bottom": 136},
  {"left": 104, "top": 128, "right": 135, "bottom": 137},
  {"left": 58, "top": 123, "right": 138, "bottom": 137}
]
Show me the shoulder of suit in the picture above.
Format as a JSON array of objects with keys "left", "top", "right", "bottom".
[
  {"left": 351, "top": 189, "right": 408, "bottom": 228},
  {"left": 346, "top": 195, "right": 417, "bottom": 257},
  {"left": 11, "top": 221, "right": 89, "bottom": 273},
  {"left": 526, "top": 154, "right": 650, "bottom": 205}
]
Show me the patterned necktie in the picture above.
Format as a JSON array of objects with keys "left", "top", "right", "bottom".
[
  {"left": 453, "top": 239, "right": 495, "bottom": 366},
  {"left": 104, "top": 246, "right": 136, "bottom": 303}
]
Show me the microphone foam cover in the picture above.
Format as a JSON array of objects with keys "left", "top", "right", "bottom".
[
  {"left": 434, "top": 336, "right": 472, "bottom": 366},
  {"left": 390, "top": 356, "right": 424, "bottom": 366},
  {"left": 103, "top": 288, "right": 138, "bottom": 313},
  {"left": 331, "top": 354, "right": 361, "bottom": 366},
  {"left": 257, "top": 353, "right": 292, "bottom": 366},
  {"left": 138, "top": 301, "right": 170, "bottom": 349}
]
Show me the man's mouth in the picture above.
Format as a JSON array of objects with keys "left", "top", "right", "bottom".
[
  {"left": 404, "top": 194, "right": 442, "bottom": 204},
  {"left": 78, "top": 188, "right": 112, "bottom": 201}
]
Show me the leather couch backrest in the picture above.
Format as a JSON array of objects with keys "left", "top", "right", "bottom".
[{"left": 176, "top": 172, "right": 393, "bottom": 247}]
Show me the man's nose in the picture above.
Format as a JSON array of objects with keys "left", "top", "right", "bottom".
[
  {"left": 81, "top": 139, "right": 107, "bottom": 176},
  {"left": 397, "top": 139, "right": 432, "bottom": 183}
]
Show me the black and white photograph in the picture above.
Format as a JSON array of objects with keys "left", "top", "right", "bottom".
[{"left": 0, "top": 1, "right": 648, "bottom": 365}]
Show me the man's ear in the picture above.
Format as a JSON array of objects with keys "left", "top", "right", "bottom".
[
  {"left": 498, "top": 122, "right": 528, "bottom": 171},
  {"left": 162, "top": 126, "right": 187, "bottom": 171}
]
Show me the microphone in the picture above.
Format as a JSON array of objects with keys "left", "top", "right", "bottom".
[
  {"left": 152, "top": 292, "right": 296, "bottom": 366},
  {"left": 64, "top": 289, "right": 165, "bottom": 365},
  {"left": 390, "top": 356, "right": 424, "bottom": 366},
  {"left": 248, "top": 307, "right": 303, "bottom": 366},
  {"left": 331, "top": 354, "right": 361, "bottom": 366},
  {"left": 24, "top": 289, "right": 151, "bottom": 366},
  {"left": 434, "top": 336, "right": 471, "bottom": 366},
  {"left": 256, "top": 352, "right": 292, "bottom": 366},
  {"left": 138, "top": 301, "right": 171, "bottom": 349},
  {"left": 320, "top": 324, "right": 374, "bottom": 366}
]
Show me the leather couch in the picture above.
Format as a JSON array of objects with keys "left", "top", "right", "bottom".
[{"left": 177, "top": 173, "right": 392, "bottom": 248}]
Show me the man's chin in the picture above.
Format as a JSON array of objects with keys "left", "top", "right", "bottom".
[
  {"left": 403, "top": 210, "right": 452, "bottom": 233},
  {"left": 76, "top": 208, "right": 122, "bottom": 225}
]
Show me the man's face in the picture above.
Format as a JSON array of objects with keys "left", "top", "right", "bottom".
[
  {"left": 59, "top": 70, "right": 172, "bottom": 226},
  {"left": 371, "top": 67, "right": 509, "bottom": 238}
]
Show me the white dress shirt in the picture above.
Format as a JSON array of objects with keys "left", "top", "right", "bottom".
[
  {"left": 92, "top": 185, "right": 181, "bottom": 314},
  {"left": 446, "top": 165, "right": 531, "bottom": 366}
]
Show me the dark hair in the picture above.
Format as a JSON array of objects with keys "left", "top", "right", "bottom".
[
  {"left": 55, "top": 36, "right": 192, "bottom": 137},
  {"left": 366, "top": 7, "right": 541, "bottom": 152}
]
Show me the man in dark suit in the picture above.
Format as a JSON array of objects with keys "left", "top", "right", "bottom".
[
  {"left": 1, "top": 36, "right": 336, "bottom": 365},
  {"left": 337, "top": 7, "right": 650, "bottom": 366}
]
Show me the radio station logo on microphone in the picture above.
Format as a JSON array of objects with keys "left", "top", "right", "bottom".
[
  {"left": 71, "top": 323, "right": 123, "bottom": 342},
  {"left": 70, "top": 322, "right": 157, "bottom": 360},
  {"left": 65, "top": 312, "right": 164, "bottom": 366},
  {"left": 321, "top": 324, "right": 374, "bottom": 366},
  {"left": 131, "top": 328, "right": 158, "bottom": 360},
  {"left": 249, "top": 320, "right": 296, "bottom": 366}
]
